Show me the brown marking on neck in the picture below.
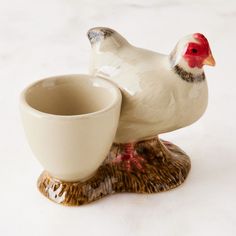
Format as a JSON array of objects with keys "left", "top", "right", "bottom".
[{"left": 174, "top": 65, "right": 205, "bottom": 83}]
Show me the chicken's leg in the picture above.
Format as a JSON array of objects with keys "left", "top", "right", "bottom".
[{"left": 113, "top": 143, "right": 145, "bottom": 172}]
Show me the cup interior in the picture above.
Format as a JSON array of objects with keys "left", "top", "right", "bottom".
[{"left": 23, "top": 75, "right": 119, "bottom": 116}]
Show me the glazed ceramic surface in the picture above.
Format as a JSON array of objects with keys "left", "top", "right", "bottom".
[
  {"left": 20, "top": 74, "right": 122, "bottom": 181},
  {"left": 38, "top": 137, "right": 190, "bottom": 206},
  {"left": 20, "top": 28, "right": 215, "bottom": 206},
  {"left": 88, "top": 27, "right": 215, "bottom": 143}
]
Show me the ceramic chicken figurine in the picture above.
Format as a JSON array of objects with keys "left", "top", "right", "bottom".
[
  {"left": 30, "top": 28, "right": 216, "bottom": 206},
  {"left": 88, "top": 27, "right": 215, "bottom": 142},
  {"left": 87, "top": 27, "right": 215, "bottom": 172}
]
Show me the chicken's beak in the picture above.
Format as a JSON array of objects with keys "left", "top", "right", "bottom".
[{"left": 203, "top": 53, "right": 216, "bottom": 66}]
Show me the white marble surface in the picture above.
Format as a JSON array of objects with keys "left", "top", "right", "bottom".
[{"left": 0, "top": 0, "right": 236, "bottom": 235}]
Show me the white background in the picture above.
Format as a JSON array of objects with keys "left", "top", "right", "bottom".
[{"left": 0, "top": 0, "right": 236, "bottom": 235}]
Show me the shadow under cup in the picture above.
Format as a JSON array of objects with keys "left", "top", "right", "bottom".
[{"left": 20, "top": 75, "right": 122, "bottom": 182}]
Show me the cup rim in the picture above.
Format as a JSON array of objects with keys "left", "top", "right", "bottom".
[{"left": 20, "top": 74, "right": 122, "bottom": 119}]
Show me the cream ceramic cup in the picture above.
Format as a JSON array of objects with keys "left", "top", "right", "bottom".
[{"left": 20, "top": 74, "right": 122, "bottom": 182}]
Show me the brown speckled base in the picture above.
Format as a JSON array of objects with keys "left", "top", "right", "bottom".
[{"left": 38, "top": 137, "right": 191, "bottom": 206}]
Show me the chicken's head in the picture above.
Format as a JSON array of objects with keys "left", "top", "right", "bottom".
[{"left": 170, "top": 33, "right": 215, "bottom": 72}]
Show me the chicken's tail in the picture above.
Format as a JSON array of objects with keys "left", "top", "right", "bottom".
[{"left": 87, "top": 27, "right": 129, "bottom": 51}]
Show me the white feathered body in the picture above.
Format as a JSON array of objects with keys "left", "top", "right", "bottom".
[{"left": 88, "top": 31, "right": 208, "bottom": 143}]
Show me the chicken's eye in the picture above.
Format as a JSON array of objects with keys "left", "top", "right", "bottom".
[{"left": 191, "top": 48, "right": 198, "bottom": 53}]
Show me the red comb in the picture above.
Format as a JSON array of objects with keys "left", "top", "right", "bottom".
[{"left": 194, "top": 33, "right": 209, "bottom": 49}]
